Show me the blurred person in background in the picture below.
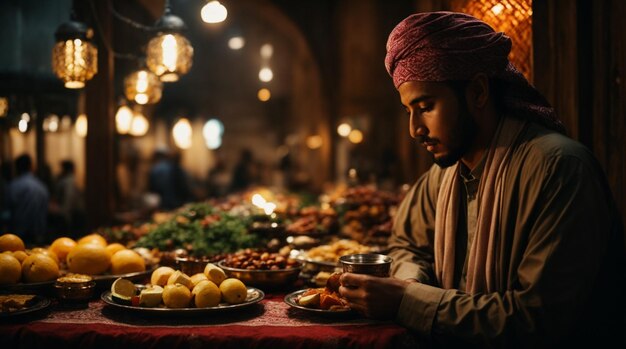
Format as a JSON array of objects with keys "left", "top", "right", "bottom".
[
  {"left": 338, "top": 11, "right": 625, "bottom": 348},
  {"left": 148, "top": 147, "right": 194, "bottom": 210},
  {"left": 52, "top": 160, "right": 85, "bottom": 236},
  {"left": 3, "top": 154, "right": 49, "bottom": 244},
  {"left": 229, "top": 148, "right": 257, "bottom": 193}
]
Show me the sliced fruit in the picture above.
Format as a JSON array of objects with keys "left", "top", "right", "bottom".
[
  {"left": 203, "top": 263, "right": 226, "bottom": 286},
  {"left": 167, "top": 270, "right": 193, "bottom": 290},
  {"left": 139, "top": 285, "right": 163, "bottom": 307},
  {"left": 111, "top": 278, "right": 137, "bottom": 304},
  {"left": 298, "top": 293, "right": 321, "bottom": 308}
]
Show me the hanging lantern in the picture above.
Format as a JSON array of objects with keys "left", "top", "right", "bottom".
[
  {"left": 146, "top": 1, "right": 193, "bottom": 82},
  {"left": 51, "top": 16, "right": 98, "bottom": 89},
  {"left": 124, "top": 68, "right": 162, "bottom": 105}
]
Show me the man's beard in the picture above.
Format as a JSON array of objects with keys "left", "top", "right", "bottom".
[{"left": 432, "top": 107, "right": 477, "bottom": 169}]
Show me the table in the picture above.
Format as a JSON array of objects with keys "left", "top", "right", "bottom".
[{"left": 0, "top": 292, "right": 420, "bottom": 349}]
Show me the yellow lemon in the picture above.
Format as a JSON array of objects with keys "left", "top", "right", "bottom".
[
  {"left": 0, "top": 233, "right": 25, "bottom": 252},
  {"left": 203, "top": 263, "right": 226, "bottom": 286},
  {"left": 22, "top": 254, "right": 59, "bottom": 283},
  {"left": 66, "top": 243, "right": 111, "bottom": 275},
  {"left": 0, "top": 253, "right": 22, "bottom": 284},
  {"left": 49, "top": 237, "right": 77, "bottom": 261},
  {"left": 110, "top": 249, "right": 146, "bottom": 275},
  {"left": 150, "top": 266, "right": 176, "bottom": 286},
  {"left": 219, "top": 278, "right": 247, "bottom": 305},
  {"left": 193, "top": 280, "right": 221, "bottom": 308},
  {"left": 167, "top": 270, "right": 193, "bottom": 290},
  {"left": 162, "top": 283, "right": 192, "bottom": 308},
  {"left": 77, "top": 233, "right": 107, "bottom": 247},
  {"left": 190, "top": 273, "right": 208, "bottom": 287}
]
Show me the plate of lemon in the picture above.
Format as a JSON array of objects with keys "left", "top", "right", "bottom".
[{"left": 101, "top": 264, "right": 264, "bottom": 315}]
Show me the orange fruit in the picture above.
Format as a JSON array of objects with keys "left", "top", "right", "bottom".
[
  {"left": 150, "top": 266, "right": 176, "bottom": 286},
  {"left": 11, "top": 250, "right": 29, "bottom": 263},
  {"left": 77, "top": 233, "right": 107, "bottom": 247},
  {"left": 49, "top": 237, "right": 77, "bottom": 261},
  {"left": 162, "top": 284, "right": 192, "bottom": 308},
  {"left": 192, "top": 280, "right": 221, "bottom": 308},
  {"left": 0, "top": 253, "right": 22, "bottom": 284},
  {"left": 105, "top": 243, "right": 126, "bottom": 257},
  {"left": 0, "top": 234, "right": 25, "bottom": 252},
  {"left": 29, "top": 248, "right": 59, "bottom": 264},
  {"left": 67, "top": 243, "right": 111, "bottom": 275},
  {"left": 110, "top": 249, "right": 146, "bottom": 275},
  {"left": 190, "top": 273, "right": 208, "bottom": 287},
  {"left": 22, "top": 254, "right": 59, "bottom": 283},
  {"left": 219, "top": 278, "right": 247, "bottom": 305}
]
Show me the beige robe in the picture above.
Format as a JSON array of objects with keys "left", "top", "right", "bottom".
[{"left": 389, "top": 120, "right": 625, "bottom": 347}]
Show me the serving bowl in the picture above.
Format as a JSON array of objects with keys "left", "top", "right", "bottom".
[{"left": 217, "top": 260, "right": 303, "bottom": 289}]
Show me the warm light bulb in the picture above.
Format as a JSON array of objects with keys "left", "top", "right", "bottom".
[
  {"left": 115, "top": 105, "right": 133, "bottom": 134},
  {"left": 348, "top": 129, "right": 363, "bottom": 144},
  {"left": 491, "top": 3, "right": 505, "bottom": 15},
  {"left": 129, "top": 112, "right": 149, "bottom": 136},
  {"left": 259, "top": 67, "right": 273, "bottom": 82},
  {"left": 337, "top": 123, "right": 352, "bottom": 137},
  {"left": 18, "top": 119, "right": 28, "bottom": 133},
  {"left": 75, "top": 114, "right": 88, "bottom": 137},
  {"left": 228, "top": 36, "right": 245, "bottom": 50},
  {"left": 173, "top": 118, "right": 192, "bottom": 149},
  {"left": 136, "top": 71, "right": 148, "bottom": 93},
  {"left": 257, "top": 88, "right": 271, "bottom": 102},
  {"left": 201, "top": 1, "right": 228, "bottom": 23},
  {"left": 260, "top": 43, "right": 273, "bottom": 58},
  {"left": 306, "top": 135, "right": 323, "bottom": 149},
  {"left": 135, "top": 93, "right": 148, "bottom": 104},
  {"left": 162, "top": 34, "right": 178, "bottom": 71}
]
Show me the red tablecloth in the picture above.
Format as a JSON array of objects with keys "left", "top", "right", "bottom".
[{"left": 0, "top": 293, "right": 420, "bottom": 348}]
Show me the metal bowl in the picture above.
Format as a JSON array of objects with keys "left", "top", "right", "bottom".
[
  {"left": 339, "top": 253, "right": 392, "bottom": 277},
  {"left": 217, "top": 260, "right": 303, "bottom": 289}
]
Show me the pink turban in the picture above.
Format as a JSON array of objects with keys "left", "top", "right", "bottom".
[{"left": 385, "top": 12, "right": 565, "bottom": 133}]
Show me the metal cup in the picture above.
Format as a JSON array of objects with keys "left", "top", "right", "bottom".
[{"left": 339, "top": 253, "right": 393, "bottom": 277}]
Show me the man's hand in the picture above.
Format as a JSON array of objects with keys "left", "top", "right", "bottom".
[{"left": 338, "top": 272, "right": 412, "bottom": 319}]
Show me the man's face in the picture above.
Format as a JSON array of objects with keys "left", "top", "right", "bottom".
[{"left": 398, "top": 81, "right": 477, "bottom": 168}]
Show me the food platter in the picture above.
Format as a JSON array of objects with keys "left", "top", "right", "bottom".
[
  {"left": 0, "top": 295, "right": 52, "bottom": 318},
  {"left": 284, "top": 289, "right": 353, "bottom": 316},
  {"left": 101, "top": 286, "right": 264, "bottom": 315},
  {"left": 0, "top": 266, "right": 157, "bottom": 293}
]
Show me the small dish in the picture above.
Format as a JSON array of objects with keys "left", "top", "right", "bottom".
[{"left": 284, "top": 289, "right": 353, "bottom": 316}]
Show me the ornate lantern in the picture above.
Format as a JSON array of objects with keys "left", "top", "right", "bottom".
[
  {"left": 146, "top": 1, "right": 193, "bottom": 82},
  {"left": 124, "top": 68, "right": 162, "bottom": 105},
  {"left": 51, "top": 17, "right": 98, "bottom": 89}
]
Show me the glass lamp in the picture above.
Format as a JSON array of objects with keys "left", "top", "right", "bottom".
[
  {"left": 146, "top": 1, "right": 193, "bottom": 82},
  {"left": 51, "top": 17, "right": 98, "bottom": 89},
  {"left": 124, "top": 68, "right": 162, "bottom": 105}
]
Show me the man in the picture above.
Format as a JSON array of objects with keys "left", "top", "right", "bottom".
[
  {"left": 4, "top": 154, "right": 49, "bottom": 244},
  {"left": 338, "top": 12, "right": 625, "bottom": 348}
]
